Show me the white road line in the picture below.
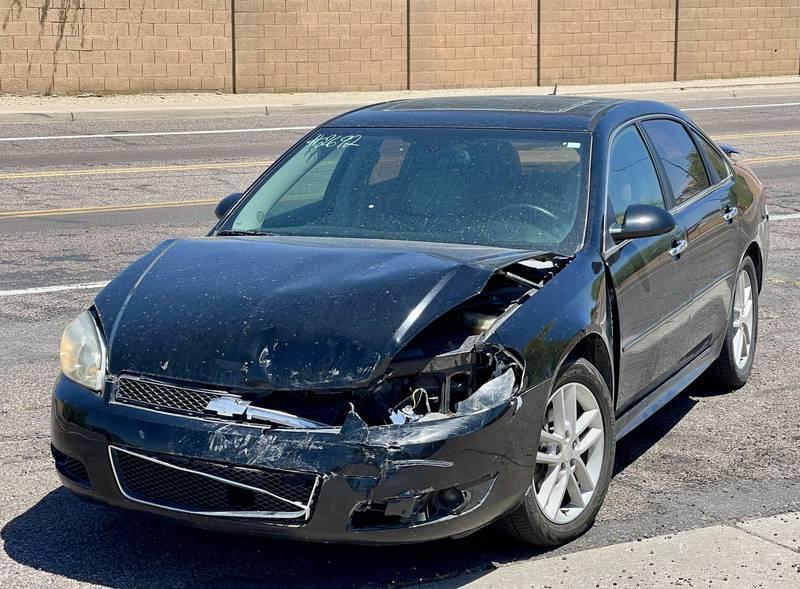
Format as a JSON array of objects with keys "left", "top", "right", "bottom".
[
  {"left": 683, "top": 102, "right": 800, "bottom": 112},
  {"left": 1, "top": 102, "right": 800, "bottom": 141},
  {"left": 0, "top": 126, "right": 315, "bottom": 143},
  {"left": 3, "top": 213, "right": 797, "bottom": 298},
  {"left": 770, "top": 212, "right": 800, "bottom": 221},
  {"left": 0, "top": 281, "right": 109, "bottom": 297}
]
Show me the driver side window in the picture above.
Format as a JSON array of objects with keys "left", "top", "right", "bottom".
[{"left": 608, "top": 125, "right": 666, "bottom": 225}]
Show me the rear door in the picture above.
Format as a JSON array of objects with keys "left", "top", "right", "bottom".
[
  {"left": 603, "top": 124, "right": 693, "bottom": 411},
  {"left": 640, "top": 119, "right": 740, "bottom": 359}
]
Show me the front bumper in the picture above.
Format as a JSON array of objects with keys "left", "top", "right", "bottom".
[{"left": 51, "top": 375, "right": 548, "bottom": 544}]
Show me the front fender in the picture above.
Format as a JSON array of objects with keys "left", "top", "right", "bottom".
[{"left": 485, "top": 249, "right": 611, "bottom": 392}]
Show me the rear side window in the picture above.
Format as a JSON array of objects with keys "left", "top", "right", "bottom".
[
  {"left": 607, "top": 125, "right": 666, "bottom": 224},
  {"left": 641, "top": 119, "right": 710, "bottom": 204},
  {"left": 690, "top": 129, "right": 729, "bottom": 184}
]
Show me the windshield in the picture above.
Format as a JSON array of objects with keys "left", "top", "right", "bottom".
[{"left": 222, "top": 127, "right": 590, "bottom": 254}]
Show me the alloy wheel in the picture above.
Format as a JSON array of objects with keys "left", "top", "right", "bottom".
[
  {"left": 534, "top": 382, "right": 605, "bottom": 524},
  {"left": 732, "top": 269, "right": 755, "bottom": 369}
]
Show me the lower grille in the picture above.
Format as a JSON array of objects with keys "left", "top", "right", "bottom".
[
  {"left": 113, "top": 376, "right": 237, "bottom": 416},
  {"left": 52, "top": 445, "right": 91, "bottom": 487},
  {"left": 109, "top": 446, "right": 318, "bottom": 520}
]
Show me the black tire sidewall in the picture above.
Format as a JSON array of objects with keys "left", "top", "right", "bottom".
[{"left": 521, "top": 358, "right": 616, "bottom": 543}]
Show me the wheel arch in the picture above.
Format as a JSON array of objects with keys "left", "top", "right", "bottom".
[
  {"left": 556, "top": 331, "right": 615, "bottom": 402},
  {"left": 743, "top": 240, "right": 763, "bottom": 292}
]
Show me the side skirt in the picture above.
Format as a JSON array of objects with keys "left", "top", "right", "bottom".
[{"left": 615, "top": 340, "right": 720, "bottom": 440}]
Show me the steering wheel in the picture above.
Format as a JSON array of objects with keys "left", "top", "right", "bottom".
[{"left": 496, "top": 203, "right": 560, "bottom": 225}]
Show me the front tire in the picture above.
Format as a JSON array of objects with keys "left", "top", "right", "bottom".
[
  {"left": 708, "top": 257, "right": 759, "bottom": 389},
  {"left": 500, "top": 358, "right": 615, "bottom": 545}
]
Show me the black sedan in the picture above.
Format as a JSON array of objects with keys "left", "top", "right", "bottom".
[{"left": 52, "top": 96, "right": 768, "bottom": 545}]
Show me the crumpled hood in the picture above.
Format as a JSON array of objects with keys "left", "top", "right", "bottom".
[{"left": 95, "top": 236, "right": 534, "bottom": 390}]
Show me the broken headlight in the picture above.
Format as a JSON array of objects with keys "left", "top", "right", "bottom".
[
  {"left": 60, "top": 310, "right": 107, "bottom": 392},
  {"left": 389, "top": 341, "right": 520, "bottom": 424}
]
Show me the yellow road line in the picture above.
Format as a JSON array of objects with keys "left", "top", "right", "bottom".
[
  {"left": 0, "top": 148, "right": 795, "bottom": 221},
  {"left": 0, "top": 198, "right": 219, "bottom": 219},
  {"left": 0, "top": 159, "right": 272, "bottom": 180},
  {"left": 713, "top": 130, "right": 800, "bottom": 141},
  {"left": 0, "top": 130, "right": 794, "bottom": 182},
  {"left": 746, "top": 154, "right": 800, "bottom": 164}
]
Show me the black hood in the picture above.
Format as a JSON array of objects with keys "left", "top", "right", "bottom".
[{"left": 96, "top": 236, "right": 534, "bottom": 390}]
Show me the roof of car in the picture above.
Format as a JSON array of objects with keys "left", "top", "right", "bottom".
[{"left": 324, "top": 96, "right": 685, "bottom": 132}]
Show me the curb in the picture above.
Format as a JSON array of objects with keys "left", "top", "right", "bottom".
[
  {"left": 1, "top": 77, "right": 799, "bottom": 124},
  {"left": 0, "top": 102, "right": 375, "bottom": 124},
  {"left": 0, "top": 105, "right": 272, "bottom": 124},
  {"left": 421, "top": 512, "right": 800, "bottom": 588}
]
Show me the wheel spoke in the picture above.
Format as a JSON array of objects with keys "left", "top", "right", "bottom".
[
  {"left": 741, "top": 321, "right": 751, "bottom": 359},
  {"left": 545, "top": 471, "right": 569, "bottom": 519},
  {"left": 540, "top": 429, "right": 564, "bottom": 445},
  {"left": 566, "top": 469, "right": 586, "bottom": 508},
  {"left": 567, "top": 469, "right": 586, "bottom": 507},
  {"left": 741, "top": 297, "right": 753, "bottom": 323},
  {"left": 551, "top": 389, "right": 566, "bottom": 436},
  {"left": 575, "top": 409, "right": 599, "bottom": 436},
  {"left": 737, "top": 273, "right": 746, "bottom": 304},
  {"left": 536, "top": 451, "right": 561, "bottom": 465},
  {"left": 733, "top": 328, "right": 743, "bottom": 360},
  {"left": 574, "top": 457, "right": 595, "bottom": 490},
  {"left": 564, "top": 384, "right": 578, "bottom": 435},
  {"left": 576, "top": 427, "right": 602, "bottom": 454},
  {"left": 537, "top": 465, "right": 560, "bottom": 509}
]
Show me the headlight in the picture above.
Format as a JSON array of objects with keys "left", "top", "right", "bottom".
[{"left": 60, "top": 310, "right": 106, "bottom": 392}]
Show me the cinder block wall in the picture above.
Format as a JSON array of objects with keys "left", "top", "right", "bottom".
[
  {"left": 0, "top": 0, "right": 233, "bottom": 95},
  {"left": 0, "top": 0, "right": 798, "bottom": 95},
  {"left": 234, "top": 0, "right": 407, "bottom": 93},
  {"left": 539, "top": 0, "right": 675, "bottom": 86},
  {"left": 409, "top": 0, "right": 537, "bottom": 90},
  {"left": 677, "top": 0, "right": 800, "bottom": 80}
]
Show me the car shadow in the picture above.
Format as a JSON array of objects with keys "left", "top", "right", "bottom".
[
  {"left": 1, "top": 489, "right": 547, "bottom": 588},
  {"left": 3, "top": 380, "right": 733, "bottom": 588},
  {"left": 613, "top": 378, "right": 734, "bottom": 476}
]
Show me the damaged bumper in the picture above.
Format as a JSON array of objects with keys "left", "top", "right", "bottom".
[{"left": 51, "top": 374, "right": 548, "bottom": 544}]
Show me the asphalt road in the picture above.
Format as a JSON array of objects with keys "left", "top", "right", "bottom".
[{"left": 1, "top": 88, "right": 799, "bottom": 588}]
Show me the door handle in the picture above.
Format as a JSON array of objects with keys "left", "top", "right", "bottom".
[
  {"left": 722, "top": 206, "right": 738, "bottom": 222},
  {"left": 668, "top": 239, "right": 688, "bottom": 258}
]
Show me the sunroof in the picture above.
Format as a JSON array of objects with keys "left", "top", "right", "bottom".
[{"left": 383, "top": 96, "right": 617, "bottom": 114}]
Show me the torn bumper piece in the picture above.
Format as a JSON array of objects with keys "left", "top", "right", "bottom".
[{"left": 51, "top": 374, "right": 549, "bottom": 544}]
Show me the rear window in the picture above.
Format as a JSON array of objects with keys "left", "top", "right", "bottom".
[
  {"left": 642, "top": 119, "right": 710, "bottom": 205},
  {"left": 691, "top": 129, "right": 730, "bottom": 184}
]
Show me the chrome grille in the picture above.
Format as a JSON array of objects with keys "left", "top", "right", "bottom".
[
  {"left": 114, "top": 377, "right": 237, "bottom": 416},
  {"left": 109, "top": 446, "right": 319, "bottom": 520}
]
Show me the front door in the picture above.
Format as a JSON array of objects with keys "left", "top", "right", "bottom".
[{"left": 603, "top": 124, "right": 695, "bottom": 412}]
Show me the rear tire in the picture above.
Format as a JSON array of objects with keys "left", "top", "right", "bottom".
[
  {"left": 708, "top": 257, "right": 758, "bottom": 390},
  {"left": 500, "top": 358, "right": 615, "bottom": 545}
]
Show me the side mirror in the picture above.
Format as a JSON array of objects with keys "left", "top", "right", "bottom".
[
  {"left": 215, "top": 192, "right": 242, "bottom": 219},
  {"left": 609, "top": 204, "right": 676, "bottom": 242}
]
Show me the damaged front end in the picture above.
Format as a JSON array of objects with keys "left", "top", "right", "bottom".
[{"left": 53, "top": 253, "right": 567, "bottom": 541}]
